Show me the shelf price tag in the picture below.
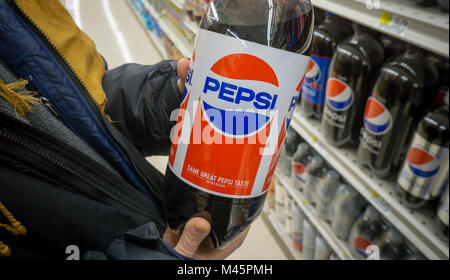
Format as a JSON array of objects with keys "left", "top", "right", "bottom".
[
  {"left": 310, "top": 134, "right": 329, "bottom": 158},
  {"left": 378, "top": 12, "right": 408, "bottom": 36},
  {"left": 342, "top": 252, "right": 351, "bottom": 260},
  {"left": 301, "top": 200, "right": 312, "bottom": 217},
  {"left": 369, "top": 190, "right": 391, "bottom": 214}
]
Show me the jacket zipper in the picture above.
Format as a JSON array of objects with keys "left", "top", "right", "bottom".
[
  {"left": 40, "top": 97, "right": 60, "bottom": 119},
  {"left": 0, "top": 125, "right": 147, "bottom": 217},
  {"left": 6, "top": 0, "right": 153, "bottom": 194}
]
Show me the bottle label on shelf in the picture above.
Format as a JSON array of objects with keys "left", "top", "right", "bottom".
[
  {"left": 323, "top": 78, "right": 354, "bottom": 129},
  {"left": 301, "top": 55, "right": 332, "bottom": 106},
  {"left": 397, "top": 133, "right": 449, "bottom": 200},
  {"left": 292, "top": 163, "right": 307, "bottom": 185},
  {"left": 168, "top": 29, "right": 310, "bottom": 198}
]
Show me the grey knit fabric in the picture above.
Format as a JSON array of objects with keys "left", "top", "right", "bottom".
[{"left": 0, "top": 60, "right": 116, "bottom": 173}]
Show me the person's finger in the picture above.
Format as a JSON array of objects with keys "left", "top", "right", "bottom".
[
  {"left": 174, "top": 217, "right": 211, "bottom": 259},
  {"left": 177, "top": 58, "right": 190, "bottom": 94}
]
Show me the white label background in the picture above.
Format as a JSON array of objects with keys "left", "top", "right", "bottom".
[{"left": 170, "top": 29, "right": 310, "bottom": 199}]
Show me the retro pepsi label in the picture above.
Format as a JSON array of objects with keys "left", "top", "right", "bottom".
[
  {"left": 323, "top": 78, "right": 354, "bottom": 127},
  {"left": 398, "top": 133, "right": 449, "bottom": 200},
  {"left": 169, "top": 29, "right": 310, "bottom": 199},
  {"left": 301, "top": 55, "right": 332, "bottom": 106}
]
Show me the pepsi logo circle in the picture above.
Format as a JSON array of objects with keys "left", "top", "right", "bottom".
[
  {"left": 305, "top": 59, "right": 321, "bottom": 85},
  {"left": 293, "top": 163, "right": 306, "bottom": 178},
  {"left": 326, "top": 78, "right": 353, "bottom": 111},
  {"left": 363, "top": 97, "right": 393, "bottom": 136},
  {"left": 201, "top": 53, "right": 280, "bottom": 138},
  {"left": 354, "top": 237, "right": 372, "bottom": 259},
  {"left": 407, "top": 147, "right": 440, "bottom": 178}
]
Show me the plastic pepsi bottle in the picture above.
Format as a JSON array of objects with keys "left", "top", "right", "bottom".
[
  {"left": 292, "top": 203, "right": 305, "bottom": 251},
  {"left": 291, "top": 143, "right": 313, "bottom": 191},
  {"left": 396, "top": 105, "right": 449, "bottom": 208},
  {"left": 428, "top": 54, "right": 449, "bottom": 109},
  {"left": 322, "top": 24, "right": 385, "bottom": 147},
  {"left": 314, "top": 235, "right": 333, "bottom": 260},
  {"left": 436, "top": 183, "right": 449, "bottom": 242},
  {"left": 300, "top": 12, "right": 352, "bottom": 120},
  {"left": 275, "top": 183, "right": 288, "bottom": 225},
  {"left": 284, "top": 194, "right": 295, "bottom": 236},
  {"left": 377, "top": 225, "right": 405, "bottom": 260},
  {"left": 401, "top": 241, "right": 426, "bottom": 260},
  {"left": 438, "top": 0, "right": 449, "bottom": 12},
  {"left": 357, "top": 45, "right": 428, "bottom": 178},
  {"left": 165, "top": 0, "right": 314, "bottom": 248},
  {"left": 415, "top": 0, "right": 437, "bottom": 6},
  {"left": 331, "top": 184, "right": 368, "bottom": 241},
  {"left": 348, "top": 206, "right": 384, "bottom": 260},
  {"left": 304, "top": 155, "right": 325, "bottom": 206},
  {"left": 279, "top": 129, "right": 303, "bottom": 177},
  {"left": 379, "top": 34, "right": 406, "bottom": 61},
  {"left": 329, "top": 184, "right": 367, "bottom": 240},
  {"left": 417, "top": 51, "right": 440, "bottom": 116},
  {"left": 316, "top": 170, "right": 340, "bottom": 223},
  {"left": 303, "top": 219, "right": 317, "bottom": 259},
  {"left": 313, "top": 7, "right": 325, "bottom": 27}
]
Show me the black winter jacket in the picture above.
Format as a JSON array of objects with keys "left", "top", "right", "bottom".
[{"left": 0, "top": 0, "right": 183, "bottom": 260}]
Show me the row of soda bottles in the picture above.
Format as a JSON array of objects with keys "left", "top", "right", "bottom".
[
  {"left": 300, "top": 9, "right": 449, "bottom": 209},
  {"left": 269, "top": 179, "right": 426, "bottom": 260},
  {"left": 271, "top": 141, "right": 439, "bottom": 260},
  {"left": 267, "top": 184, "right": 338, "bottom": 260},
  {"left": 279, "top": 127, "right": 449, "bottom": 243},
  {"left": 414, "top": 0, "right": 449, "bottom": 11}
]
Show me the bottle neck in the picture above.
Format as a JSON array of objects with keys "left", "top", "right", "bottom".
[{"left": 404, "top": 45, "right": 422, "bottom": 59}]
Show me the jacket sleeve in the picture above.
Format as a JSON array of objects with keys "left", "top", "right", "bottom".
[
  {"left": 102, "top": 60, "right": 182, "bottom": 157},
  {"left": 82, "top": 222, "right": 191, "bottom": 260}
]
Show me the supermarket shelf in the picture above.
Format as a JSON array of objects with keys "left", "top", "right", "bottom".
[
  {"left": 165, "top": 0, "right": 199, "bottom": 35},
  {"left": 141, "top": 0, "right": 448, "bottom": 57},
  {"left": 311, "top": 0, "right": 449, "bottom": 57},
  {"left": 276, "top": 172, "right": 354, "bottom": 260},
  {"left": 127, "top": 0, "right": 168, "bottom": 59},
  {"left": 290, "top": 110, "right": 449, "bottom": 260},
  {"left": 168, "top": 0, "right": 184, "bottom": 10},
  {"left": 262, "top": 207, "right": 304, "bottom": 260},
  {"left": 143, "top": 0, "right": 193, "bottom": 58},
  {"left": 183, "top": 15, "right": 200, "bottom": 34}
]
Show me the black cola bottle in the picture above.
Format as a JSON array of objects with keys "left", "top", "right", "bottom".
[
  {"left": 396, "top": 105, "right": 449, "bottom": 209},
  {"left": 321, "top": 24, "right": 385, "bottom": 147},
  {"left": 357, "top": 46, "right": 437, "bottom": 178},
  {"left": 164, "top": 0, "right": 314, "bottom": 248},
  {"left": 300, "top": 12, "right": 352, "bottom": 120}
]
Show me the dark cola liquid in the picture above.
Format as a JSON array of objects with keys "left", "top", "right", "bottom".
[{"left": 165, "top": 1, "right": 313, "bottom": 249}]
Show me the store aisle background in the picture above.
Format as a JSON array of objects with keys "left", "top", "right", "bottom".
[{"left": 62, "top": 0, "right": 288, "bottom": 260}]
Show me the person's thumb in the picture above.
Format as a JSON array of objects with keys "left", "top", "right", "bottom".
[
  {"left": 177, "top": 58, "right": 190, "bottom": 94},
  {"left": 174, "top": 217, "right": 211, "bottom": 259}
]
